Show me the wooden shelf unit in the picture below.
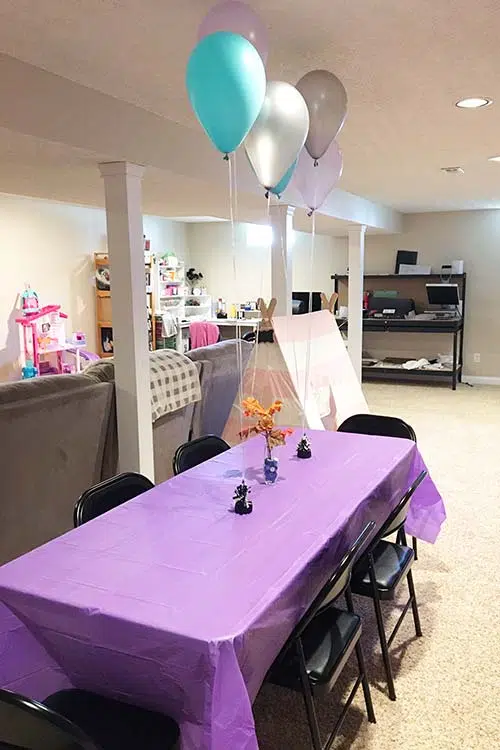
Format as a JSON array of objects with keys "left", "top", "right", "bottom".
[{"left": 94, "top": 249, "right": 155, "bottom": 359}]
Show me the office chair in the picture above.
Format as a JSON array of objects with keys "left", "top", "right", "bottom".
[
  {"left": 338, "top": 413, "right": 420, "bottom": 558},
  {"left": 0, "top": 687, "right": 179, "bottom": 750},
  {"left": 351, "top": 471, "right": 427, "bottom": 701},
  {"left": 74, "top": 472, "right": 154, "bottom": 527},
  {"left": 266, "top": 522, "right": 376, "bottom": 750},
  {"left": 172, "top": 435, "right": 230, "bottom": 475}
]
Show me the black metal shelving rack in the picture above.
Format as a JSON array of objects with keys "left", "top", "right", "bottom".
[{"left": 332, "top": 273, "right": 467, "bottom": 390}]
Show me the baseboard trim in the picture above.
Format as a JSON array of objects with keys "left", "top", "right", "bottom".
[{"left": 462, "top": 375, "right": 500, "bottom": 386}]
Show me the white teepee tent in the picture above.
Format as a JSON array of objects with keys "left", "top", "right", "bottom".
[{"left": 223, "top": 297, "right": 368, "bottom": 445}]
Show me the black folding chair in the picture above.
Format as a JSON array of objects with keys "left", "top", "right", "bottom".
[
  {"left": 338, "top": 413, "right": 420, "bottom": 558},
  {"left": 172, "top": 435, "right": 230, "bottom": 475},
  {"left": 0, "top": 687, "right": 179, "bottom": 750},
  {"left": 266, "top": 522, "right": 376, "bottom": 750},
  {"left": 338, "top": 414, "right": 416, "bottom": 442},
  {"left": 0, "top": 687, "right": 96, "bottom": 749},
  {"left": 74, "top": 472, "right": 154, "bottom": 527},
  {"left": 351, "top": 470, "right": 427, "bottom": 701}
]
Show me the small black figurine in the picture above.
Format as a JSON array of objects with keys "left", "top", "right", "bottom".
[
  {"left": 233, "top": 481, "right": 253, "bottom": 515},
  {"left": 297, "top": 434, "right": 312, "bottom": 459}
]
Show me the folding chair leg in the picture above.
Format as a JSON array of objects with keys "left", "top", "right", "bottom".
[
  {"left": 297, "top": 639, "right": 322, "bottom": 750},
  {"left": 354, "top": 640, "right": 376, "bottom": 723},
  {"left": 368, "top": 552, "right": 397, "bottom": 701},
  {"left": 407, "top": 568, "right": 423, "bottom": 637},
  {"left": 412, "top": 536, "right": 418, "bottom": 560}
]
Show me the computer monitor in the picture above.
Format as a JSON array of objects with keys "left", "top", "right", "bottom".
[
  {"left": 426, "top": 283, "right": 460, "bottom": 307},
  {"left": 292, "top": 292, "right": 322, "bottom": 314}
]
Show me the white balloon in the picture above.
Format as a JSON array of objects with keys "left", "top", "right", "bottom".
[{"left": 244, "top": 81, "right": 310, "bottom": 189}]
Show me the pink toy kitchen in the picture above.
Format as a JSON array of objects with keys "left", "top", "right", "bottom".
[{"left": 16, "top": 304, "right": 87, "bottom": 377}]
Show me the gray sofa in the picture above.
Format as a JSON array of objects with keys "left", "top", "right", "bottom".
[
  {"left": 0, "top": 374, "right": 114, "bottom": 566},
  {"left": 0, "top": 340, "right": 252, "bottom": 564}
]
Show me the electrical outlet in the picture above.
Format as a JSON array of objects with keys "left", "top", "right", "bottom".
[{"left": 473, "top": 353, "right": 481, "bottom": 363}]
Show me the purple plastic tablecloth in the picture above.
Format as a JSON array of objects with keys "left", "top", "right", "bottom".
[{"left": 0, "top": 430, "right": 444, "bottom": 749}]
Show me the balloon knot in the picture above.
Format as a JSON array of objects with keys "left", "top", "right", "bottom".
[
  {"left": 307, "top": 209, "right": 314, "bottom": 217},
  {"left": 223, "top": 153, "right": 229, "bottom": 161},
  {"left": 264, "top": 190, "right": 269, "bottom": 199},
  {"left": 313, "top": 159, "right": 319, "bottom": 167}
]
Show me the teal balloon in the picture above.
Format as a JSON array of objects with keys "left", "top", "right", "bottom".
[
  {"left": 186, "top": 31, "right": 266, "bottom": 154},
  {"left": 269, "top": 160, "right": 297, "bottom": 197}
]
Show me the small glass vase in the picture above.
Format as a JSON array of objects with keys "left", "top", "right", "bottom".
[{"left": 264, "top": 455, "right": 279, "bottom": 485}]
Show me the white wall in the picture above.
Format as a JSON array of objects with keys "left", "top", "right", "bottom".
[
  {"left": 365, "top": 210, "right": 500, "bottom": 379},
  {"left": 186, "top": 221, "right": 347, "bottom": 306},
  {"left": 0, "top": 193, "right": 188, "bottom": 380}
]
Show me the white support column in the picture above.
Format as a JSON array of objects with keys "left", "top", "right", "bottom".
[
  {"left": 99, "top": 162, "right": 154, "bottom": 480},
  {"left": 347, "top": 224, "right": 367, "bottom": 383},
  {"left": 270, "top": 204, "right": 294, "bottom": 316}
]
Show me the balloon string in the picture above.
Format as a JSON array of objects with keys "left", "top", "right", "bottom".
[
  {"left": 232, "top": 152, "right": 245, "bottom": 438},
  {"left": 275, "top": 195, "right": 299, "bottom": 412},
  {"left": 250, "top": 192, "right": 270, "bottom": 398},
  {"left": 233, "top": 149, "right": 238, "bottom": 223},
  {"left": 301, "top": 210, "right": 316, "bottom": 433},
  {"left": 228, "top": 153, "right": 245, "bottom": 478}
]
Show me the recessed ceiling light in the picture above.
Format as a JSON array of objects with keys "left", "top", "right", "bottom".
[
  {"left": 487, "top": 155, "right": 500, "bottom": 162},
  {"left": 441, "top": 166, "right": 464, "bottom": 174},
  {"left": 455, "top": 97, "right": 492, "bottom": 109}
]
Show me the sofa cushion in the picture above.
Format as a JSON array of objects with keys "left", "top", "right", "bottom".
[
  {"left": 187, "top": 340, "right": 253, "bottom": 438},
  {"left": 0, "top": 373, "right": 95, "bottom": 405}
]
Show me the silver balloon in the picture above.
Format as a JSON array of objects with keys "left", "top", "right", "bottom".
[
  {"left": 244, "top": 81, "right": 310, "bottom": 190},
  {"left": 296, "top": 70, "right": 347, "bottom": 161}
]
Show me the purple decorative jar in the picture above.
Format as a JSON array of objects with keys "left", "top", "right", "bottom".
[{"left": 264, "top": 456, "right": 279, "bottom": 485}]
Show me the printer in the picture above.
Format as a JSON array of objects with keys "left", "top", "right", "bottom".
[{"left": 367, "top": 296, "right": 415, "bottom": 319}]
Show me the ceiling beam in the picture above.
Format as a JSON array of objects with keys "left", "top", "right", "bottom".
[{"left": 0, "top": 53, "right": 402, "bottom": 232}]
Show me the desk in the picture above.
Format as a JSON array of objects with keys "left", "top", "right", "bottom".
[
  {"left": 0, "top": 431, "right": 444, "bottom": 749},
  {"left": 333, "top": 272, "right": 467, "bottom": 390},
  {"left": 177, "top": 318, "right": 259, "bottom": 351},
  {"left": 337, "top": 317, "right": 464, "bottom": 390}
]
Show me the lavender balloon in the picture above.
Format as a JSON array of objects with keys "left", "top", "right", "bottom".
[
  {"left": 294, "top": 141, "right": 343, "bottom": 212},
  {"left": 198, "top": 1, "right": 269, "bottom": 63}
]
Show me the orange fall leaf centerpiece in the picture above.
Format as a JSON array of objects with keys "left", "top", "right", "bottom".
[{"left": 239, "top": 398, "right": 293, "bottom": 485}]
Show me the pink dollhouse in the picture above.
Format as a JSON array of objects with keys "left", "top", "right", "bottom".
[{"left": 15, "top": 305, "right": 83, "bottom": 376}]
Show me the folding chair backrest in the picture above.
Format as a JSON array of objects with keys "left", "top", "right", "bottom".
[
  {"left": 288, "top": 521, "right": 375, "bottom": 642},
  {"left": 338, "top": 413, "right": 416, "bottom": 441},
  {"left": 74, "top": 472, "right": 154, "bottom": 527},
  {"left": 380, "top": 470, "right": 428, "bottom": 538},
  {"left": 0, "top": 689, "right": 97, "bottom": 750},
  {"left": 173, "top": 435, "right": 230, "bottom": 475}
]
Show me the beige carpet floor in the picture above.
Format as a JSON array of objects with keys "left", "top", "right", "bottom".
[{"left": 253, "top": 383, "right": 500, "bottom": 750}]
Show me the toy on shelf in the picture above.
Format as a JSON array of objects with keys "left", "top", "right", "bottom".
[
  {"left": 95, "top": 242, "right": 155, "bottom": 357},
  {"left": 20, "top": 284, "right": 39, "bottom": 315},
  {"left": 72, "top": 331, "right": 86, "bottom": 345},
  {"left": 16, "top": 303, "right": 88, "bottom": 377},
  {"left": 21, "top": 359, "right": 38, "bottom": 379}
]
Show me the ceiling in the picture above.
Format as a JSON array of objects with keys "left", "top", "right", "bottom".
[
  {"left": 0, "top": 126, "right": 360, "bottom": 233},
  {"left": 0, "top": 0, "right": 500, "bottom": 218}
]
